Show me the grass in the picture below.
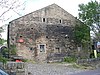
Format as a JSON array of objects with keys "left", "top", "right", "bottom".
[
  {"left": 22, "top": 59, "right": 36, "bottom": 64},
  {"left": 72, "top": 63, "right": 95, "bottom": 70}
]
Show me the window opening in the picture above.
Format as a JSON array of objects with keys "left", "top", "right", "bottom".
[
  {"left": 46, "top": 36, "right": 48, "bottom": 38},
  {"left": 31, "top": 28, "right": 33, "bottom": 29},
  {"left": 20, "top": 36, "right": 22, "bottom": 38},
  {"left": 40, "top": 45, "right": 45, "bottom": 52},
  {"left": 30, "top": 47, "right": 33, "bottom": 50},
  {"left": 56, "top": 47, "right": 61, "bottom": 53},
  {"left": 12, "top": 38, "right": 14, "bottom": 40},
  {"left": 43, "top": 18, "right": 45, "bottom": 22},
  {"left": 60, "top": 20, "right": 62, "bottom": 23}
]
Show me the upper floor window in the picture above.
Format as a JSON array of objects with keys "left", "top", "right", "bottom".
[
  {"left": 43, "top": 18, "right": 45, "bottom": 22},
  {"left": 59, "top": 19, "right": 62, "bottom": 23}
]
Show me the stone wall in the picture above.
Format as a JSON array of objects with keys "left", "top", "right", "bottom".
[
  {"left": 0, "top": 62, "right": 25, "bottom": 75},
  {"left": 77, "top": 58, "right": 100, "bottom": 68},
  {"left": 8, "top": 4, "right": 77, "bottom": 62}
]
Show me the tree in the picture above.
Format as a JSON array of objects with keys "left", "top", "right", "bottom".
[
  {"left": 78, "top": 0, "right": 100, "bottom": 40},
  {"left": 74, "top": 20, "right": 90, "bottom": 47},
  {"left": 0, "top": 0, "right": 26, "bottom": 63},
  {"left": 0, "top": 0, "right": 26, "bottom": 39},
  {"left": 0, "top": 0, "right": 26, "bottom": 22}
]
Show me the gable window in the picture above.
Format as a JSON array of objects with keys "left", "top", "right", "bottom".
[
  {"left": 43, "top": 18, "right": 45, "bottom": 22},
  {"left": 59, "top": 19, "right": 62, "bottom": 23}
]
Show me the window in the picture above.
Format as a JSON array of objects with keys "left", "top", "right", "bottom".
[
  {"left": 59, "top": 20, "right": 62, "bottom": 23},
  {"left": 40, "top": 45, "right": 45, "bottom": 52},
  {"left": 31, "top": 28, "right": 33, "bottom": 29},
  {"left": 43, "top": 18, "right": 45, "bottom": 22},
  {"left": 30, "top": 47, "right": 33, "bottom": 50},
  {"left": 12, "top": 38, "right": 14, "bottom": 40},
  {"left": 20, "top": 35, "right": 22, "bottom": 38},
  {"left": 55, "top": 47, "right": 61, "bottom": 53},
  {"left": 46, "top": 36, "right": 48, "bottom": 38}
]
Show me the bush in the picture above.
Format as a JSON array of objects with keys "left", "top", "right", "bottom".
[
  {"left": 64, "top": 57, "right": 76, "bottom": 63},
  {"left": 10, "top": 45, "right": 17, "bottom": 55},
  {"left": 90, "top": 52, "right": 95, "bottom": 58},
  {"left": 22, "top": 59, "right": 28, "bottom": 62},
  {"left": 90, "top": 52, "right": 100, "bottom": 58},
  {"left": 0, "top": 55, "right": 8, "bottom": 64},
  {"left": 97, "top": 53, "right": 100, "bottom": 57}
]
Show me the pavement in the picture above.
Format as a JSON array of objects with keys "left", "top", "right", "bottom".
[
  {"left": 26, "top": 63, "right": 87, "bottom": 75},
  {"left": 71, "top": 69, "right": 100, "bottom": 75}
]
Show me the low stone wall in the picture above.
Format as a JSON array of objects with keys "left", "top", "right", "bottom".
[
  {"left": 47, "top": 53, "right": 67, "bottom": 63},
  {"left": 0, "top": 62, "right": 26, "bottom": 75},
  {"left": 77, "top": 58, "right": 100, "bottom": 67}
]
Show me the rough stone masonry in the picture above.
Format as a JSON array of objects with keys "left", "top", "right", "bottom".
[{"left": 8, "top": 4, "right": 79, "bottom": 62}]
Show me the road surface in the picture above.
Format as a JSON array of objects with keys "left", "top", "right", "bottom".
[{"left": 71, "top": 69, "right": 100, "bottom": 75}]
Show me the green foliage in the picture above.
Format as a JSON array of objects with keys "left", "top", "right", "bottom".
[
  {"left": 1, "top": 48, "right": 9, "bottom": 58},
  {"left": 0, "top": 27, "right": 4, "bottom": 33},
  {"left": 0, "top": 38, "right": 6, "bottom": 45},
  {"left": 0, "top": 47, "right": 8, "bottom": 64},
  {"left": 78, "top": 1, "right": 99, "bottom": 25},
  {"left": 78, "top": 0, "right": 100, "bottom": 39},
  {"left": 9, "top": 45, "right": 17, "bottom": 55},
  {"left": 64, "top": 57, "right": 76, "bottom": 63},
  {"left": 0, "top": 55, "right": 8, "bottom": 64},
  {"left": 74, "top": 21, "right": 90, "bottom": 45},
  {"left": 97, "top": 53, "right": 100, "bottom": 57},
  {"left": 90, "top": 52, "right": 100, "bottom": 58},
  {"left": 22, "top": 59, "right": 28, "bottom": 62}
]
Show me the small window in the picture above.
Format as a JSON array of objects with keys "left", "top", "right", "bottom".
[
  {"left": 20, "top": 36, "right": 22, "bottom": 38},
  {"left": 54, "top": 47, "right": 61, "bottom": 53},
  {"left": 30, "top": 47, "right": 33, "bottom": 50},
  {"left": 46, "top": 36, "right": 48, "bottom": 38},
  {"left": 59, "top": 20, "right": 62, "bottom": 23},
  {"left": 43, "top": 18, "right": 45, "bottom": 22},
  {"left": 12, "top": 38, "right": 14, "bottom": 40},
  {"left": 57, "top": 39, "right": 59, "bottom": 42},
  {"left": 31, "top": 28, "right": 33, "bottom": 29}
]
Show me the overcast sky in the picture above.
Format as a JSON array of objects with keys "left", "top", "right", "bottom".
[{"left": 1, "top": 0, "right": 99, "bottom": 39}]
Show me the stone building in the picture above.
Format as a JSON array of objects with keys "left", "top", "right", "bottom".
[{"left": 8, "top": 4, "right": 79, "bottom": 62}]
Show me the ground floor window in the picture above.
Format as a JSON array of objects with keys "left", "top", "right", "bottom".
[{"left": 40, "top": 45, "right": 45, "bottom": 52}]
